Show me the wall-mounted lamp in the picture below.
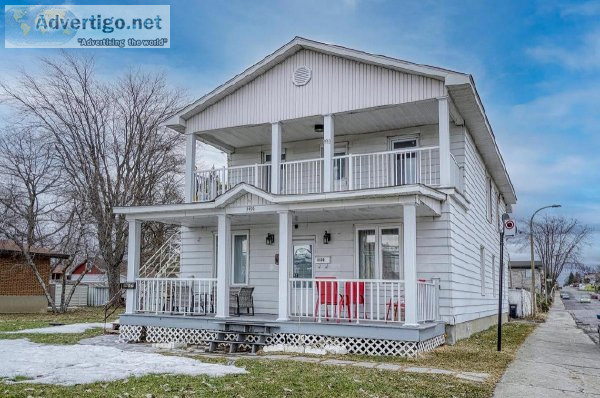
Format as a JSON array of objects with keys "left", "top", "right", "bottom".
[
  {"left": 314, "top": 124, "right": 324, "bottom": 133},
  {"left": 266, "top": 233, "right": 275, "bottom": 246},
  {"left": 323, "top": 231, "right": 331, "bottom": 244}
]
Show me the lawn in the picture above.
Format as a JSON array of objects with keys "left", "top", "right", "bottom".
[
  {"left": 0, "top": 307, "right": 118, "bottom": 344},
  {"left": 0, "top": 308, "right": 536, "bottom": 398}
]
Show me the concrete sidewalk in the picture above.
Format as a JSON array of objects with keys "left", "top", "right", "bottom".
[{"left": 494, "top": 294, "right": 600, "bottom": 397}]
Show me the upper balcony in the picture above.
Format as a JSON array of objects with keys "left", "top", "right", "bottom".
[
  {"left": 193, "top": 146, "right": 464, "bottom": 202},
  {"left": 185, "top": 99, "right": 466, "bottom": 203}
]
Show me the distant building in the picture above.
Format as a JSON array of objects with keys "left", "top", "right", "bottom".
[
  {"left": 509, "top": 260, "right": 542, "bottom": 292},
  {"left": 0, "top": 240, "right": 68, "bottom": 313}
]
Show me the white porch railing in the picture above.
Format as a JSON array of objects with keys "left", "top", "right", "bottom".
[
  {"left": 333, "top": 146, "right": 440, "bottom": 191},
  {"left": 280, "top": 158, "right": 324, "bottom": 195},
  {"left": 417, "top": 280, "right": 438, "bottom": 322},
  {"left": 195, "top": 164, "right": 272, "bottom": 201},
  {"left": 139, "top": 233, "right": 181, "bottom": 278},
  {"left": 136, "top": 277, "right": 217, "bottom": 315},
  {"left": 450, "top": 154, "right": 465, "bottom": 193},
  {"left": 192, "top": 147, "right": 448, "bottom": 202},
  {"left": 289, "top": 278, "right": 406, "bottom": 323}
]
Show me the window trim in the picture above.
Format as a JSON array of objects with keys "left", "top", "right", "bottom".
[
  {"left": 486, "top": 176, "right": 493, "bottom": 223},
  {"left": 388, "top": 135, "right": 420, "bottom": 151},
  {"left": 354, "top": 224, "right": 404, "bottom": 280}
]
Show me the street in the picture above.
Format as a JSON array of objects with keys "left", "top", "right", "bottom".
[{"left": 561, "top": 286, "right": 600, "bottom": 344}]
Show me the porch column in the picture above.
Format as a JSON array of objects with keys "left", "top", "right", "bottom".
[
  {"left": 323, "top": 114, "right": 335, "bottom": 192},
  {"left": 277, "top": 210, "right": 293, "bottom": 321},
  {"left": 184, "top": 132, "right": 197, "bottom": 202},
  {"left": 125, "top": 219, "right": 142, "bottom": 314},
  {"left": 216, "top": 214, "right": 232, "bottom": 318},
  {"left": 438, "top": 97, "right": 451, "bottom": 187},
  {"left": 271, "top": 122, "right": 282, "bottom": 194},
  {"left": 403, "top": 203, "right": 418, "bottom": 326}
]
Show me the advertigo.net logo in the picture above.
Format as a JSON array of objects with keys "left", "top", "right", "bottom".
[{"left": 5, "top": 5, "right": 170, "bottom": 48}]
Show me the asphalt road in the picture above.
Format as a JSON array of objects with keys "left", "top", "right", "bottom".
[{"left": 561, "top": 286, "right": 600, "bottom": 344}]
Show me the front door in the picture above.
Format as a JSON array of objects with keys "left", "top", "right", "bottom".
[{"left": 291, "top": 239, "right": 315, "bottom": 316}]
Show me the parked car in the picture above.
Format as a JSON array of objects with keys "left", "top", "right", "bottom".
[
  {"left": 560, "top": 292, "right": 570, "bottom": 299},
  {"left": 579, "top": 295, "right": 592, "bottom": 303}
]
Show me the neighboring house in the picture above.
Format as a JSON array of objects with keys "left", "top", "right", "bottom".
[
  {"left": 114, "top": 37, "right": 517, "bottom": 355},
  {"left": 0, "top": 240, "right": 68, "bottom": 313},
  {"left": 509, "top": 260, "right": 542, "bottom": 292}
]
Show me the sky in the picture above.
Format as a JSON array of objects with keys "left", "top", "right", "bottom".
[{"left": 0, "top": 0, "right": 598, "bottom": 266}]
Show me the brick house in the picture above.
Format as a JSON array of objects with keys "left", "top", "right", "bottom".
[{"left": 0, "top": 240, "right": 69, "bottom": 313}]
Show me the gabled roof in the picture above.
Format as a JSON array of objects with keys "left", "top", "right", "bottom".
[
  {"left": 168, "top": 37, "right": 516, "bottom": 206},
  {"left": 0, "top": 240, "right": 69, "bottom": 259}
]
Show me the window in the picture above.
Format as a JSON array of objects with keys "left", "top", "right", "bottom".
[
  {"left": 213, "top": 232, "right": 250, "bottom": 284},
  {"left": 390, "top": 137, "right": 419, "bottom": 185},
  {"left": 486, "top": 176, "right": 492, "bottom": 223},
  {"left": 492, "top": 254, "right": 496, "bottom": 297},
  {"left": 321, "top": 143, "right": 348, "bottom": 184},
  {"left": 232, "top": 233, "right": 249, "bottom": 285},
  {"left": 356, "top": 226, "right": 402, "bottom": 279},
  {"left": 496, "top": 194, "right": 501, "bottom": 232},
  {"left": 480, "top": 246, "right": 486, "bottom": 295}
]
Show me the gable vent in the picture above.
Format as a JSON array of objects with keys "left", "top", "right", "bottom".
[{"left": 292, "top": 66, "right": 312, "bottom": 86}]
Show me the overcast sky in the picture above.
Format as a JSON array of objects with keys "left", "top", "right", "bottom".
[{"left": 1, "top": 0, "right": 598, "bottom": 265}]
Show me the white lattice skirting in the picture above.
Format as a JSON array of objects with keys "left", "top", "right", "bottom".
[{"left": 118, "top": 325, "right": 445, "bottom": 357}]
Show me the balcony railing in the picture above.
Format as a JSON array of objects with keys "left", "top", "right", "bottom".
[
  {"left": 193, "top": 146, "right": 449, "bottom": 202},
  {"left": 136, "top": 277, "right": 217, "bottom": 315}
]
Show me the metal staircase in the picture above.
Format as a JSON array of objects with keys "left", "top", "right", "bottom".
[{"left": 139, "top": 232, "right": 181, "bottom": 278}]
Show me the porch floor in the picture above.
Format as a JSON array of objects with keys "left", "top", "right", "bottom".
[{"left": 120, "top": 312, "right": 445, "bottom": 342}]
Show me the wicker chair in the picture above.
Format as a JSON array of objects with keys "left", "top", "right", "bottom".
[{"left": 230, "top": 286, "right": 255, "bottom": 316}]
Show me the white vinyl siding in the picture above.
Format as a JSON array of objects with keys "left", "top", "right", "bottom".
[
  {"left": 492, "top": 254, "right": 496, "bottom": 297},
  {"left": 187, "top": 49, "right": 445, "bottom": 132}
]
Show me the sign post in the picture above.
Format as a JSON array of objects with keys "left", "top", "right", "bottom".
[{"left": 498, "top": 215, "right": 516, "bottom": 351}]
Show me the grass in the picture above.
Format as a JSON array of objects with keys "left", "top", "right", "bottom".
[
  {"left": 0, "top": 307, "right": 120, "bottom": 344},
  {"left": 0, "top": 309, "right": 536, "bottom": 398}
]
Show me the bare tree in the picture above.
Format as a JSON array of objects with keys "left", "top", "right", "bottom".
[
  {"left": 522, "top": 215, "right": 593, "bottom": 289},
  {"left": 0, "top": 53, "right": 184, "bottom": 298},
  {"left": 0, "top": 128, "right": 92, "bottom": 313}
]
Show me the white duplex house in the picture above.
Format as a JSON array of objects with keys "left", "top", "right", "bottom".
[{"left": 115, "top": 37, "right": 516, "bottom": 357}]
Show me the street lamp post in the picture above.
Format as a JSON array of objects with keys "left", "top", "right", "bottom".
[{"left": 530, "top": 204, "right": 561, "bottom": 317}]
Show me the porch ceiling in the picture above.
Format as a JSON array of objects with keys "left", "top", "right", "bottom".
[{"left": 196, "top": 99, "right": 438, "bottom": 150}]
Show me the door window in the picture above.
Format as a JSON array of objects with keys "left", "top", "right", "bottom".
[
  {"left": 232, "top": 234, "right": 249, "bottom": 285},
  {"left": 293, "top": 241, "right": 314, "bottom": 287},
  {"left": 357, "top": 229, "right": 376, "bottom": 279}
]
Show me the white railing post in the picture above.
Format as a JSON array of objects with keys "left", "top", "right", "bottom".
[
  {"left": 438, "top": 97, "right": 451, "bottom": 187},
  {"left": 277, "top": 210, "right": 292, "bottom": 321},
  {"left": 403, "top": 203, "right": 418, "bottom": 326},
  {"left": 254, "top": 164, "right": 259, "bottom": 188},
  {"left": 271, "top": 122, "right": 282, "bottom": 194},
  {"left": 215, "top": 214, "right": 231, "bottom": 318},
  {"left": 184, "top": 132, "right": 196, "bottom": 202},
  {"left": 348, "top": 155, "right": 354, "bottom": 190},
  {"left": 126, "top": 219, "right": 142, "bottom": 314},
  {"left": 323, "top": 115, "right": 334, "bottom": 192}
]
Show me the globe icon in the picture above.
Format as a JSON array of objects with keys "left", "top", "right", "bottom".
[{"left": 5, "top": 6, "right": 79, "bottom": 46}]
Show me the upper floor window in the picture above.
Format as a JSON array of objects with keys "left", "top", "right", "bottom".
[{"left": 486, "top": 176, "right": 492, "bottom": 223}]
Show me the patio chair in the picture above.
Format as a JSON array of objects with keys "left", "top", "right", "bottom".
[
  {"left": 314, "top": 277, "right": 342, "bottom": 322},
  {"left": 198, "top": 285, "right": 216, "bottom": 315},
  {"left": 340, "top": 281, "right": 365, "bottom": 321},
  {"left": 230, "top": 286, "right": 255, "bottom": 316}
]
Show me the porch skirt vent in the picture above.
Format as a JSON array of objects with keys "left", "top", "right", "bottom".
[{"left": 119, "top": 325, "right": 445, "bottom": 357}]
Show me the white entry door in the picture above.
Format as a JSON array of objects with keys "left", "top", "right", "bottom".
[{"left": 291, "top": 239, "right": 315, "bottom": 316}]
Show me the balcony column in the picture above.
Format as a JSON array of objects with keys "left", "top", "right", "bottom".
[
  {"left": 277, "top": 210, "right": 293, "bottom": 321},
  {"left": 438, "top": 97, "right": 451, "bottom": 187},
  {"left": 215, "top": 214, "right": 232, "bottom": 318},
  {"left": 125, "top": 219, "right": 142, "bottom": 314},
  {"left": 323, "top": 115, "right": 335, "bottom": 192},
  {"left": 184, "top": 132, "right": 197, "bottom": 202},
  {"left": 271, "top": 122, "right": 282, "bottom": 194},
  {"left": 403, "top": 203, "right": 418, "bottom": 326}
]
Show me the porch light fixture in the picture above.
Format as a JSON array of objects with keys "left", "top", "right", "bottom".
[
  {"left": 266, "top": 233, "right": 275, "bottom": 246},
  {"left": 314, "top": 124, "right": 324, "bottom": 133},
  {"left": 323, "top": 231, "right": 331, "bottom": 244}
]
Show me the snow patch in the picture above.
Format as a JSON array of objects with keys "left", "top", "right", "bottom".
[
  {"left": 0, "top": 339, "right": 245, "bottom": 385},
  {"left": 6, "top": 323, "right": 109, "bottom": 334}
]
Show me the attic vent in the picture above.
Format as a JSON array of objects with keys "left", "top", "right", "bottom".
[{"left": 292, "top": 66, "right": 312, "bottom": 86}]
